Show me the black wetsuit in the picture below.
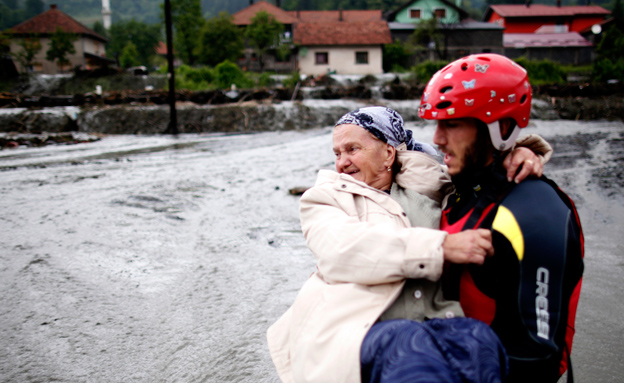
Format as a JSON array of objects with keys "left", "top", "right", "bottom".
[{"left": 440, "top": 161, "right": 584, "bottom": 383}]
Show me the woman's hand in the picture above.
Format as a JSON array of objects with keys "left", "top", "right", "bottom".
[
  {"left": 504, "top": 146, "right": 543, "bottom": 183},
  {"left": 443, "top": 229, "right": 493, "bottom": 265}
]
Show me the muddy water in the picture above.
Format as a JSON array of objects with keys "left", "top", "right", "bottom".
[{"left": 0, "top": 119, "right": 623, "bottom": 383}]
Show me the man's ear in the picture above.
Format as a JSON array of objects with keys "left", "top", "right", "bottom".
[{"left": 500, "top": 118, "right": 512, "bottom": 140}]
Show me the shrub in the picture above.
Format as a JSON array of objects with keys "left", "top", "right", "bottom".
[
  {"left": 513, "top": 57, "right": 566, "bottom": 85},
  {"left": 282, "top": 71, "right": 301, "bottom": 88},
  {"left": 257, "top": 72, "right": 275, "bottom": 87},
  {"left": 214, "top": 60, "right": 253, "bottom": 89},
  {"left": 410, "top": 61, "right": 448, "bottom": 84}
]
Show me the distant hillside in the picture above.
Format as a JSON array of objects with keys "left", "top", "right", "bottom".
[{"left": 5, "top": 0, "right": 616, "bottom": 30}]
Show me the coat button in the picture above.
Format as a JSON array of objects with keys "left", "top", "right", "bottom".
[
  {"left": 445, "top": 311, "right": 455, "bottom": 319},
  {"left": 341, "top": 184, "right": 347, "bottom": 189},
  {"left": 413, "top": 290, "right": 422, "bottom": 299},
  {"left": 402, "top": 212, "right": 407, "bottom": 216}
]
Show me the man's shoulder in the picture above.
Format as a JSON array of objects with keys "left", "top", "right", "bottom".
[{"left": 498, "top": 178, "right": 575, "bottom": 227}]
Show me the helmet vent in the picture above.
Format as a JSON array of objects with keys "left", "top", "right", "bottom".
[
  {"left": 461, "top": 63, "right": 468, "bottom": 71},
  {"left": 476, "top": 56, "right": 492, "bottom": 61},
  {"left": 520, "top": 94, "right": 527, "bottom": 104},
  {"left": 440, "top": 86, "right": 453, "bottom": 93},
  {"left": 436, "top": 101, "right": 452, "bottom": 109}
]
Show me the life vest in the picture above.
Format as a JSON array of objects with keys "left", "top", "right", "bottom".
[{"left": 441, "top": 176, "right": 584, "bottom": 382}]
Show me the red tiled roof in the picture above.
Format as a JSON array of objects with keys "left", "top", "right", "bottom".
[
  {"left": 286, "top": 9, "right": 383, "bottom": 22},
  {"left": 9, "top": 4, "right": 107, "bottom": 42},
  {"left": 490, "top": 4, "right": 610, "bottom": 18},
  {"left": 294, "top": 21, "right": 392, "bottom": 46},
  {"left": 504, "top": 32, "right": 593, "bottom": 47},
  {"left": 232, "top": 1, "right": 298, "bottom": 25}
]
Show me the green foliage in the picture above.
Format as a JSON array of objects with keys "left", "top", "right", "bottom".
[
  {"left": 24, "top": 0, "right": 44, "bottom": 19},
  {"left": 592, "top": 25, "right": 624, "bottom": 83},
  {"left": 411, "top": 60, "right": 448, "bottom": 83},
  {"left": 0, "top": 31, "right": 12, "bottom": 55},
  {"left": 119, "top": 41, "right": 141, "bottom": 68},
  {"left": 92, "top": 20, "right": 107, "bottom": 38},
  {"left": 282, "top": 71, "right": 301, "bottom": 88},
  {"left": 214, "top": 59, "right": 253, "bottom": 89},
  {"left": 46, "top": 27, "right": 78, "bottom": 72},
  {"left": 106, "top": 20, "right": 162, "bottom": 67},
  {"left": 383, "top": 39, "right": 412, "bottom": 73},
  {"left": 174, "top": 64, "right": 214, "bottom": 90},
  {"left": 513, "top": 57, "right": 566, "bottom": 85},
  {"left": 0, "top": 1, "right": 23, "bottom": 30},
  {"left": 245, "top": 10, "right": 284, "bottom": 72},
  {"left": 257, "top": 72, "right": 275, "bottom": 87},
  {"left": 167, "top": 0, "right": 205, "bottom": 66},
  {"left": 12, "top": 36, "right": 42, "bottom": 72},
  {"left": 196, "top": 12, "right": 244, "bottom": 67}
]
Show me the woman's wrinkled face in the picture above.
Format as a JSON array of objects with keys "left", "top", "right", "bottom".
[{"left": 333, "top": 124, "right": 395, "bottom": 191}]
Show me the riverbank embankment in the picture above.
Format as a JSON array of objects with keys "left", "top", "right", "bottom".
[{"left": 0, "top": 82, "right": 623, "bottom": 136}]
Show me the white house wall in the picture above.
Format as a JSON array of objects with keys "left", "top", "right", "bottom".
[
  {"left": 10, "top": 36, "right": 103, "bottom": 74},
  {"left": 298, "top": 45, "right": 384, "bottom": 76}
]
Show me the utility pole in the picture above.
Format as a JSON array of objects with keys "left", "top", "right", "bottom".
[{"left": 164, "top": 0, "right": 178, "bottom": 135}]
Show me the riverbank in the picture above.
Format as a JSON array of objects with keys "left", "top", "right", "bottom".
[{"left": 1, "top": 75, "right": 623, "bottom": 136}]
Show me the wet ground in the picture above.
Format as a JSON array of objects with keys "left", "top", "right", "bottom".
[{"left": 1, "top": 119, "right": 623, "bottom": 382}]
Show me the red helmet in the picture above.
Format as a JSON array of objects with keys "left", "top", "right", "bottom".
[{"left": 418, "top": 54, "right": 532, "bottom": 149}]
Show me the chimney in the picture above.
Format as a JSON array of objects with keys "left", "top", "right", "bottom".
[
  {"left": 249, "top": 0, "right": 253, "bottom": 6},
  {"left": 50, "top": 4, "right": 57, "bottom": 9},
  {"left": 556, "top": 0, "right": 561, "bottom": 7},
  {"left": 339, "top": 8, "right": 343, "bottom": 21},
  {"left": 525, "top": 0, "right": 531, "bottom": 7},
  {"left": 276, "top": 0, "right": 281, "bottom": 7}
]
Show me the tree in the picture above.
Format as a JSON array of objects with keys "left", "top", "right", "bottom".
[
  {"left": 592, "top": 25, "right": 624, "bottom": 83},
  {"left": 119, "top": 41, "right": 141, "bottom": 68},
  {"left": 46, "top": 27, "right": 77, "bottom": 73},
  {"left": 383, "top": 39, "right": 412, "bottom": 72},
  {"left": 12, "top": 36, "right": 42, "bottom": 73},
  {"left": 168, "top": 0, "right": 204, "bottom": 66},
  {"left": 244, "top": 10, "right": 284, "bottom": 72},
  {"left": 92, "top": 20, "right": 108, "bottom": 39},
  {"left": 613, "top": 0, "right": 624, "bottom": 32},
  {"left": 107, "top": 20, "right": 162, "bottom": 67},
  {"left": 24, "top": 0, "right": 44, "bottom": 19},
  {"left": 410, "top": 12, "right": 460, "bottom": 62},
  {"left": 196, "top": 12, "right": 244, "bottom": 67}
]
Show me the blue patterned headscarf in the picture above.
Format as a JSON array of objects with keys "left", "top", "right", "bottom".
[{"left": 335, "top": 106, "right": 437, "bottom": 156}]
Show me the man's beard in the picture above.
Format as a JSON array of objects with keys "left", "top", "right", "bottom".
[{"left": 450, "top": 126, "right": 493, "bottom": 184}]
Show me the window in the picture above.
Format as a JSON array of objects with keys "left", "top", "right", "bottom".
[
  {"left": 355, "top": 51, "right": 369, "bottom": 65},
  {"left": 315, "top": 52, "right": 328, "bottom": 65},
  {"left": 410, "top": 9, "right": 421, "bottom": 19},
  {"left": 434, "top": 8, "right": 446, "bottom": 18}
]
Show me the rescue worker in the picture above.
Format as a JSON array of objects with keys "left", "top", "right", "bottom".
[{"left": 419, "top": 53, "right": 585, "bottom": 382}]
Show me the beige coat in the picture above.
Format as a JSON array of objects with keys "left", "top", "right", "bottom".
[{"left": 267, "top": 150, "right": 453, "bottom": 383}]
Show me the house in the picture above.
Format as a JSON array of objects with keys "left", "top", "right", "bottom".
[
  {"left": 232, "top": 1, "right": 298, "bottom": 73},
  {"left": 483, "top": 4, "right": 611, "bottom": 65},
  {"left": 483, "top": 4, "right": 611, "bottom": 34},
  {"left": 7, "top": 4, "right": 112, "bottom": 74},
  {"left": 503, "top": 32, "right": 594, "bottom": 65},
  {"left": 385, "top": 0, "right": 504, "bottom": 63},
  {"left": 292, "top": 9, "right": 391, "bottom": 76},
  {"left": 232, "top": 1, "right": 391, "bottom": 75}
]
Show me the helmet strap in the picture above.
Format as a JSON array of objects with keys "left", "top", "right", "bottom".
[{"left": 487, "top": 121, "right": 520, "bottom": 151}]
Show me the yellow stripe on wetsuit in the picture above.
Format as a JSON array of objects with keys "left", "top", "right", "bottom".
[{"left": 492, "top": 206, "right": 524, "bottom": 261}]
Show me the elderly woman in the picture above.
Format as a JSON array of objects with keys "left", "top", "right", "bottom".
[{"left": 267, "top": 107, "right": 548, "bottom": 383}]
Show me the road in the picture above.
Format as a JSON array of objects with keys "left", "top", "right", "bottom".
[{"left": 1, "top": 119, "right": 623, "bottom": 382}]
